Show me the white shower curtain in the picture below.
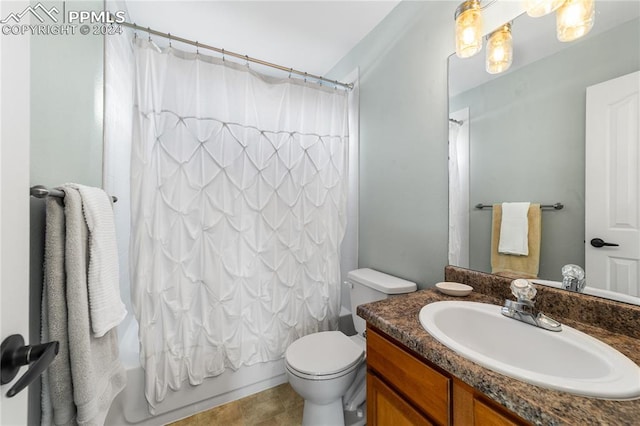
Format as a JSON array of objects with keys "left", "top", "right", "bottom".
[{"left": 130, "top": 39, "right": 350, "bottom": 408}]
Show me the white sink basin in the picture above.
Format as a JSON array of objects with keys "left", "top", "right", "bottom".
[{"left": 419, "top": 301, "right": 640, "bottom": 400}]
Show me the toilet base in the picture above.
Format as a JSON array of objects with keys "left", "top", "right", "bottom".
[
  {"left": 344, "top": 401, "right": 366, "bottom": 426},
  {"left": 302, "top": 398, "right": 344, "bottom": 426},
  {"left": 299, "top": 399, "right": 367, "bottom": 426}
]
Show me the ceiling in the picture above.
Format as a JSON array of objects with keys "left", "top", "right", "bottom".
[{"left": 124, "top": 1, "right": 400, "bottom": 79}]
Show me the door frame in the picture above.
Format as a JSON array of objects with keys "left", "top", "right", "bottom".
[{"left": 0, "top": 0, "right": 31, "bottom": 423}]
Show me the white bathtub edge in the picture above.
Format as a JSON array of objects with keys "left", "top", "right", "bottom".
[{"left": 105, "top": 360, "right": 287, "bottom": 425}]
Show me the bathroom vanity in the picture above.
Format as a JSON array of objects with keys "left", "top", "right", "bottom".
[
  {"left": 367, "top": 327, "right": 526, "bottom": 425},
  {"left": 359, "top": 266, "right": 640, "bottom": 425}
]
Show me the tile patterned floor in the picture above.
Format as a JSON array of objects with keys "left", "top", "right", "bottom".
[{"left": 168, "top": 383, "right": 304, "bottom": 426}]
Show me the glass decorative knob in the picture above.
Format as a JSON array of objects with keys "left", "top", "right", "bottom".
[
  {"left": 562, "top": 264, "right": 586, "bottom": 292},
  {"left": 562, "top": 264, "right": 585, "bottom": 280},
  {"left": 510, "top": 278, "right": 536, "bottom": 302}
]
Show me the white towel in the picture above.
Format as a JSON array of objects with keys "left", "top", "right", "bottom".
[
  {"left": 67, "top": 183, "right": 127, "bottom": 337},
  {"left": 498, "top": 202, "right": 530, "bottom": 256}
]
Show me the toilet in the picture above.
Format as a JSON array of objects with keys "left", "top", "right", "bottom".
[{"left": 285, "top": 268, "right": 417, "bottom": 426}]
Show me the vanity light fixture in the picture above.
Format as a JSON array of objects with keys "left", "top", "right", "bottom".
[
  {"left": 486, "top": 23, "right": 513, "bottom": 74},
  {"left": 525, "top": 0, "right": 565, "bottom": 17},
  {"left": 455, "top": 0, "right": 483, "bottom": 58},
  {"left": 556, "top": 0, "right": 595, "bottom": 42},
  {"left": 454, "top": 0, "right": 595, "bottom": 73}
]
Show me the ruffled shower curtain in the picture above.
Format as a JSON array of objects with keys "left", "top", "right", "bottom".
[{"left": 131, "top": 39, "right": 350, "bottom": 408}]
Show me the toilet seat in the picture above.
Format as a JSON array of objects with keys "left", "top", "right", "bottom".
[
  {"left": 285, "top": 331, "right": 364, "bottom": 380},
  {"left": 286, "top": 357, "right": 363, "bottom": 381}
]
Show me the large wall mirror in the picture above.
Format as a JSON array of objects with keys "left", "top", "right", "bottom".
[{"left": 448, "top": 1, "right": 639, "bottom": 303}]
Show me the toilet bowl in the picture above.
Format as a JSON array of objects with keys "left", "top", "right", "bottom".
[
  {"left": 286, "top": 331, "right": 364, "bottom": 426},
  {"left": 285, "top": 269, "right": 417, "bottom": 426}
]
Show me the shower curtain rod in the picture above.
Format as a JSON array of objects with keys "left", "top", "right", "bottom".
[{"left": 119, "top": 20, "right": 354, "bottom": 90}]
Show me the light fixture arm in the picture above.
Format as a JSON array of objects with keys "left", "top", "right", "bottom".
[{"left": 454, "top": 0, "right": 497, "bottom": 19}]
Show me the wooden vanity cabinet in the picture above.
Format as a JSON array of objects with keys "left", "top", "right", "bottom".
[{"left": 367, "top": 327, "right": 529, "bottom": 426}]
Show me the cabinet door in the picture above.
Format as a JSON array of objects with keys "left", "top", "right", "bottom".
[
  {"left": 368, "top": 373, "right": 434, "bottom": 426},
  {"left": 367, "top": 328, "right": 450, "bottom": 424},
  {"left": 454, "top": 379, "right": 528, "bottom": 426},
  {"left": 474, "top": 399, "right": 520, "bottom": 426}
]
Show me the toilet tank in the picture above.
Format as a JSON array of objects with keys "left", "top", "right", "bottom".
[{"left": 347, "top": 268, "right": 417, "bottom": 335}]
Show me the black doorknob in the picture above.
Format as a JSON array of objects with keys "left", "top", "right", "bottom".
[
  {"left": 1, "top": 334, "right": 59, "bottom": 397},
  {"left": 590, "top": 238, "right": 619, "bottom": 248}
]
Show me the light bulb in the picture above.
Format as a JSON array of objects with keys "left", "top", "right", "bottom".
[
  {"left": 486, "top": 23, "right": 513, "bottom": 74},
  {"left": 462, "top": 26, "right": 477, "bottom": 45},
  {"left": 493, "top": 46, "right": 505, "bottom": 61},
  {"left": 557, "top": 0, "right": 595, "bottom": 42},
  {"left": 455, "top": 0, "right": 483, "bottom": 58},
  {"left": 525, "top": 0, "right": 565, "bottom": 17}
]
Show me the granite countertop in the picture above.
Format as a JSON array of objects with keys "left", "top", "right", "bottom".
[{"left": 357, "top": 272, "right": 640, "bottom": 425}]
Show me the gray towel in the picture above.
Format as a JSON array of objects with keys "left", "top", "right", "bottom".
[
  {"left": 43, "top": 187, "right": 127, "bottom": 425},
  {"left": 43, "top": 196, "right": 75, "bottom": 425},
  {"left": 41, "top": 281, "right": 52, "bottom": 426}
]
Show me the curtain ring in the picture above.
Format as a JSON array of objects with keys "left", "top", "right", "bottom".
[
  {"left": 288, "top": 68, "right": 292, "bottom": 79},
  {"left": 304, "top": 72, "right": 307, "bottom": 83},
  {"left": 245, "top": 55, "right": 249, "bottom": 67},
  {"left": 221, "top": 48, "right": 225, "bottom": 62},
  {"left": 168, "top": 32, "right": 172, "bottom": 48},
  {"left": 147, "top": 27, "right": 151, "bottom": 42},
  {"left": 195, "top": 41, "right": 199, "bottom": 55}
]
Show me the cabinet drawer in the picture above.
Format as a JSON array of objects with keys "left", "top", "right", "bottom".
[{"left": 367, "top": 327, "right": 451, "bottom": 425}]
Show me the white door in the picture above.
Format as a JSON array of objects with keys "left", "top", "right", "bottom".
[
  {"left": 0, "top": 0, "right": 31, "bottom": 423},
  {"left": 585, "top": 71, "right": 640, "bottom": 298}
]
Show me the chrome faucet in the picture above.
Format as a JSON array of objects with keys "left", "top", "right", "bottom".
[
  {"left": 561, "top": 264, "right": 586, "bottom": 292},
  {"left": 501, "top": 279, "right": 562, "bottom": 332}
]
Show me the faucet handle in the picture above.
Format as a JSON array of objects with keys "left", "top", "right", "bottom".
[
  {"left": 561, "top": 264, "right": 585, "bottom": 280},
  {"left": 510, "top": 279, "right": 536, "bottom": 302},
  {"left": 561, "top": 264, "right": 586, "bottom": 292}
]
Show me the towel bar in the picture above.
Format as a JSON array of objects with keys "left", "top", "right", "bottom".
[
  {"left": 475, "top": 203, "right": 563, "bottom": 210},
  {"left": 30, "top": 185, "right": 118, "bottom": 203}
]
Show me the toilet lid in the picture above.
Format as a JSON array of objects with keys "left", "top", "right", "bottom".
[{"left": 285, "top": 331, "right": 364, "bottom": 376}]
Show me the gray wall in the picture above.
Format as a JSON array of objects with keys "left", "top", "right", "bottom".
[
  {"left": 327, "top": 2, "right": 453, "bottom": 288},
  {"left": 450, "top": 19, "right": 640, "bottom": 281},
  {"left": 30, "top": 0, "right": 104, "bottom": 188}
]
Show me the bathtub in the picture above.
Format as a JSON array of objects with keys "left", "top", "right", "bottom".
[{"left": 105, "top": 315, "right": 287, "bottom": 425}]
